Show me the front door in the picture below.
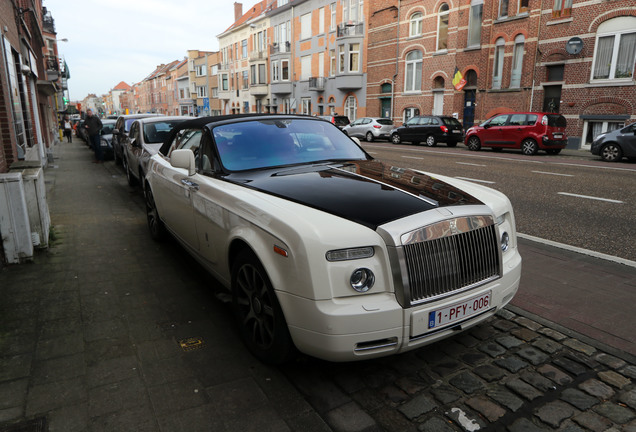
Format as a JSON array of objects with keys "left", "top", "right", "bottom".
[
  {"left": 463, "top": 90, "right": 476, "bottom": 129},
  {"left": 381, "top": 99, "right": 391, "bottom": 118}
]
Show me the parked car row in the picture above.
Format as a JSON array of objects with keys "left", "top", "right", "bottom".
[{"left": 137, "top": 113, "right": 521, "bottom": 364}]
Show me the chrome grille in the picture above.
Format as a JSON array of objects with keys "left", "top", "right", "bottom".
[{"left": 403, "top": 221, "right": 501, "bottom": 305}]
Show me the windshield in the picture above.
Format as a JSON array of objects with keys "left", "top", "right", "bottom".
[{"left": 213, "top": 118, "right": 368, "bottom": 171}]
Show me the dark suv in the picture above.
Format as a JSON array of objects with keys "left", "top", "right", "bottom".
[
  {"left": 465, "top": 112, "right": 567, "bottom": 155},
  {"left": 112, "top": 114, "right": 164, "bottom": 164},
  {"left": 390, "top": 115, "right": 464, "bottom": 146}
]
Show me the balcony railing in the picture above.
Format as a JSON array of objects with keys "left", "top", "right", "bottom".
[
  {"left": 337, "top": 22, "right": 364, "bottom": 37},
  {"left": 271, "top": 41, "right": 291, "bottom": 54},
  {"left": 250, "top": 50, "right": 268, "bottom": 61},
  {"left": 308, "top": 77, "right": 326, "bottom": 91}
]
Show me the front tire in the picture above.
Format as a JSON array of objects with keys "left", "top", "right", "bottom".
[
  {"left": 365, "top": 132, "right": 374, "bottom": 142},
  {"left": 391, "top": 133, "right": 402, "bottom": 144},
  {"left": 466, "top": 136, "right": 481, "bottom": 151},
  {"left": 521, "top": 139, "right": 538, "bottom": 155},
  {"left": 232, "top": 250, "right": 294, "bottom": 364},
  {"left": 600, "top": 143, "right": 622, "bottom": 162},
  {"left": 145, "top": 186, "right": 166, "bottom": 241}
]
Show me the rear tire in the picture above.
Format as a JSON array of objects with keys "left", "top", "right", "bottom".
[
  {"left": 521, "top": 139, "right": 538, "bottom": 156},
  {"left": 145, "top": 186, "right": 166, "bottom": 241},
  {"left": 232, "top": 250, "right": 294, "bottom": 365}
]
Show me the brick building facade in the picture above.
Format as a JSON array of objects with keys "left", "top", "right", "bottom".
[{"left": 366, "top": 0, "right": 635, "bottom": 149}]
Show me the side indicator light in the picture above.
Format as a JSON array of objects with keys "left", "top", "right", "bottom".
[{"left": 274, "top": 245, "right": 288, "bottom": 257}]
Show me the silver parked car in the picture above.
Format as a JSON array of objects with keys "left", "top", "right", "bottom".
[
  {"left": 121, "top": 116, "right": 192, "bottom": 188},
  {"left": 342, "top": 117, "right": 394, "bottom": 142}
]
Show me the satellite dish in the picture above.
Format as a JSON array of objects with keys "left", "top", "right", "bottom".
[{"left": 566, "top": 37, "right": 583, "bottom": 55}]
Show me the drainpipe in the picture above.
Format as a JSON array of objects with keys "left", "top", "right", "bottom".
[
  {"left": 391, "top": 0, "right": 401, "bottom": 122},
  {"left": 529, "top": 0, "right": 544, "bottom": 111}
]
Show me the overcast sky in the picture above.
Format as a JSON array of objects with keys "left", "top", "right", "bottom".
[{"left": 44, "top": 0, "right": 258, "bottom": 101}]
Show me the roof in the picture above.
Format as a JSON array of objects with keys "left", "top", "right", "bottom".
[
  {"left": 222, "top": 0, "right": 271, "bottom": 34},
  {"left": 112, "top": 81, "right": 131, "bottom": 91}
]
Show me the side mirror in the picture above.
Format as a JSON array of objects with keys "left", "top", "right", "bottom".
[
  {"left": 350, "top": 136, "right": 361, "bottom": 145},
  {"left": 483, "top": 124, "right": 491, "bottom": 129},
  {"left": 171, "top": 149, "right": 196, "bottom": 176}
]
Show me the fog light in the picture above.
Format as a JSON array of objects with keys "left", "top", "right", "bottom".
[
  {"left": 350, "top": 268, "right": 375, "bottom": 292},
  {"left": 501, "top": 232, "right": 510, "bottom": 252}
]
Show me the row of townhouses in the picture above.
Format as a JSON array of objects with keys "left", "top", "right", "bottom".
[
  {"left": 103, "top": 0, "right": 635, "bottom": 151},
  {"left": 0, "top": 0, "right": 634, "bottom": 264}
]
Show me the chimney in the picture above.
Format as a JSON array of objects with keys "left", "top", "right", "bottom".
[{"left": 234, "top": 2, "right": 243, "bottom": 21}]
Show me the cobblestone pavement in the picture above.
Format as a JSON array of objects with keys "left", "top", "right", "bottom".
[{"left": 0, "top": 140, "right": 635, "bottom": 432}]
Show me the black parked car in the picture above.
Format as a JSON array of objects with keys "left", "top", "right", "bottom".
[
  {"left": 112, "top": 114, "right": 164, "bottom": 165},
  {"left": 591, "top": 123, "right": 636, "bottom": 162},
  {"left": 390, "top": 115, "right": 464, "bottom": 147}
]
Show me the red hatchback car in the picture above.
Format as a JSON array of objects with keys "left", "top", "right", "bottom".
[{"left": 465, "top": 112, "right": 567, "bottom": 155}]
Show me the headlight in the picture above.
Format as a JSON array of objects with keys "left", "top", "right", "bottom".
[
  {"left": 100, "top": 139, "right": 109, "bottom": 147},
  {"left": 326, "top": 247, "right": 374, "bottom": 262},
  {"left": 501, "top": 232, "right": 510, "bottom": 252},
  {"left": 350, "top": 268, "right": 375, "bottom": 292}
]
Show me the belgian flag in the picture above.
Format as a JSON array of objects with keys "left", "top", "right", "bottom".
[{"left": 452, "top": 67, "right": 467, "bottom": 91}]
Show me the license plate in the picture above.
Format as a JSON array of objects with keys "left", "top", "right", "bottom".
[
  {"left": 553, "top": 133, "right": 563, "bottom": 138},
  {"left": 428, "top": 291, "right": 491, "bottom": 329},
  {"left": 452, "top": 130, "right": 461, "bottom": 134}
]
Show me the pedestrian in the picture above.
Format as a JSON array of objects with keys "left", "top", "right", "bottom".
[
  {"left": 84, "top": 109, "right": 103, "bottom": 163},
  {"left": 63, "top": 115, "right": 73, "bottom": 143}
]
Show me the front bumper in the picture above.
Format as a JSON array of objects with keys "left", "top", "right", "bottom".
[{"left": 278, "top": 250, "right": 522, "bottom": 362}]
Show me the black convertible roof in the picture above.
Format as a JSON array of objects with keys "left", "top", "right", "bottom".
[{"left": 159, "top": 114, "right": 326, "bottom": 156}]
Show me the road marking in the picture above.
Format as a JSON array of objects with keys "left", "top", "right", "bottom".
[
  {"left": 457, "top": 162, "right": 487, "bottom": 167},
  {"left": 518, "top": 233, "right": 636, "bottom": 268},
  {"left": 554, "top": 162, "right": 636, "bottom": 173},
  {"left": 558, "top": 192, "right": 623, "bottom": 203},
  {"left": 532, "top": 170, "right": 574, "bottom": 177},
  {"left": 403, "top": 156, "right": 424, "bottom": 160},
  {"left": 455, "top": 176, "right": 496, "bottom": 184}
]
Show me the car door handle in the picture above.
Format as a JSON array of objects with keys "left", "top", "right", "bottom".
[{"left": 181, "top": 178, "right": 199, "bottom": 191}]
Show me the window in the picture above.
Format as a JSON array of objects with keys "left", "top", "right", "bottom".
[
  {"left": 258, "top": 64, "right": 266, "bottom": 84},
  {"left": 591, "top": 17, "right": 636, "bottom": 81},
  {"left": 499, "top": 0, "right": 509, "bottom": 18},
  {"left": 330, "top": 49, "right": 336, "bottom": 76},
  {"left": 433, "top": 77, "right": 444, "bottom": 115},
  {"left": 242, "top": 39, "right": 247, "bottom": 58},
  {"left": 330, "top": 3, "right": 336, "bottom": 31},
  {"left": 492, "top": 38, "right": 505, "bottom": 89},
  {"left": 251, "top": 65, "right": 257, "bottom": 85},
  {"left": 281, "top": 60, "right": 290, "bottom": 80},
  {"left": 301, "top": 13, "right": 312, "bottom": 40},
  {"left": 547, "top": 64, "right": 564, "bottom": 81},
  {"left": 437, "top": 4, "right": 449, "bottom": 50},
  {"left": 272, "top": 61, "right": 280, "bottom": 81},
  {"left": 301, "top": 98, "right": 311, "bottom": 115},
  {"left": 510, "top": 34, "right": 525, "bottom": 88},
  {"left": 467, "top": 0, "right": 483, "bottom": 47},
  {"left": 339, "top": 45, "right": 345, "bottom": 73},
  {"left": 518, "top": 0, "right": 529, "bottom": 14},
  {"left": 349, "top": 43, "right": 360, "bottom": 72},
  {"left": 344, "top": 95, "right": 357, "bottom": 121},
  {"left": 243, "top": 70, "right": 249, "bottom": 89},
  {"left": 410, "top": 12, "right": 423, "bottom": 37},
  {"left": 197, "top": 86, "right": 208, "bottom": 98},
  {"left": 319, "top": 7, "right": 325, "bottom": 33},
  {"left": 301, "top": 55, "right": 312, "bottom": 80},
  {"left": 552, "top": 0, "right": 572, "bottom": 18},
  {"left": 343, "top": 0, "right": 363, "bottom": 23},
  {"left": 405, "top": 50, "right": 423, "bottom": 92},
  {"left": 403, "top": 108, "right": 420, "bottom": 123},
  {"left": 318, "top": 52, "right": 325, "bottom": 77}
]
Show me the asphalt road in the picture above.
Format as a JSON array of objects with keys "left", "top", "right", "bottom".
[{"left": 360, "top": 142, "right": 636, "bottom": 262}]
